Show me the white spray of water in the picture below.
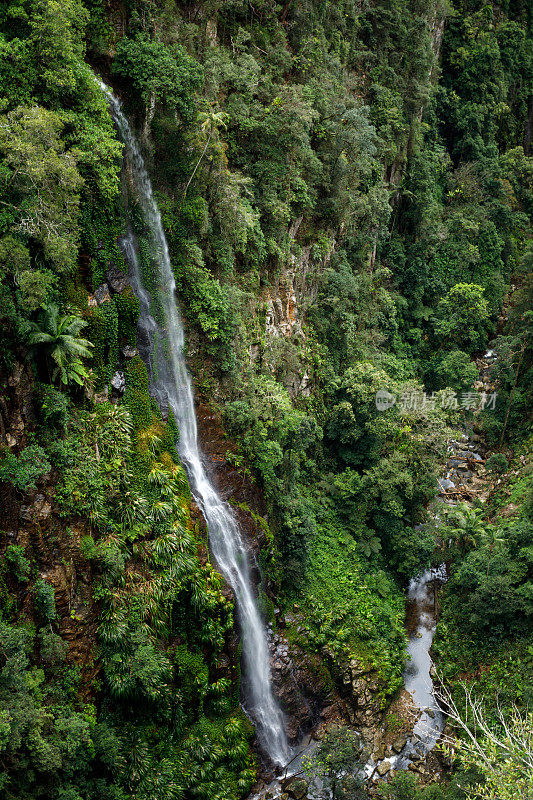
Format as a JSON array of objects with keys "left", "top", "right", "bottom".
[{"left": 101, "top": 81, "right": 289, "bottom": 766}]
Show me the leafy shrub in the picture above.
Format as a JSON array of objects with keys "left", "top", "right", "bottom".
[
  {"left": 38, "top": 384, "right": 70, "bottom": 430},
  {"left": 5, "top": 544, "right": 30, "bottom": 581},
  {"left": 434, "top": 283, "right": 490, "bottom": 353},
  {"left": 174, "top": 260, "right": 239, "bottom": 372},
  {"left": 104, "top": 630, "right": 172, "bottom": 704},
  {"left": 86, "top": 301, "right": 119, "bottom": 386},
  {"left": 34, "top": 578, "right": 57, "bottom": 622},
  {"left": 112, "top": 33, "right": 203, "bottom": 122},
  {"left": 39, "top": 628, "right": 68, "bottom": 665},
  {"left": 174, "top": 644, "right": 209, "bottom": 716},
  {"left": 0, "top": 445, "right": 51, "bottom": 490},
  {"left": 79, "top": 535, "right": 99, "bottom": 561},
  {"left": 485, "top": 453, "right": 509, "bottom": 474},
  {"left": 432, "top": 350, "right": 478, "bottom": 393}
]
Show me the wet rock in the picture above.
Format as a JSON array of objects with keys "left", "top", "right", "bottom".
[
  {"left": 281, "top": 777, "right": 308, "bottom": 800},
  {"left": 271, "top": 641, "right": 329, "bottom": 742},
  {"left": 377, "top": 761, "right": 391, "bottom": 777},
  {"left": 373, "top": 742, "right": 386, "bottom": 761},
  {"left": 439, "top": 478, "right": 455, "bottom": 491},
  {"left": 111, "top": 371, "right": 126, "bottom": 393},
  {"left": 121, "top": 345, "right": 137, "bottom": 359},
  {"left": 360, "top": 725, "right": 375, "bottom": 744},
  {"left": 284, "top": 612, "right": 299, "bottom": 625},
  {"left": 94, "top": 284, "right": 111, "bottom": 304},
  {"left": 425, "top": 708, "right": 435, "bottom": 719},
  {"left": 354, "top": 709, "right": 378, "bottom": 728},
  {"left": 93, "top": 387, "right": 109, "bottom": 404},
  {"left": 349, "top": 658, "right": 371, "bottom": 678},
  {"left": 106, "top": 267, "right": 130, "bottom": 294},
  {"left": 8, "top": 362, "right": 24, "bottom": 388},
  {"left": 408, "top": 760, "right": 429, "bottom": 776},
  {"left": 391, "top": 735, "right": 407, "bottom": 754},
  {"left": 20, "top": 494, "right": 52, "bottom": 522},
  {"left": 352, "top": 678, "right": 372, "bottom": 707}
]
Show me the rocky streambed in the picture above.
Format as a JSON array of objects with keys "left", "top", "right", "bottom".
[
  {"left": 251, "top": 350, "right": 499, "bottom": 796},
  {"left": 252, "top": 423, "right": 492, "bottom": 798}
]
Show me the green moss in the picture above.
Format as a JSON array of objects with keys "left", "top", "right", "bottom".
[
  {"left": 0, "top": 563, "right": 16, "bottom": 621},
  {"left": 80, "top": 199, "right": 126, "bottom": 291},
  {"left": 124, "top": 355, "right": 152, "bottom": 431},
  {"left": 174, "top": 644, "right": 209, "bottom": 715},
  {"left": 114, "top": 287, "right": 140, "bottom": 346},
  {"left": 5, "top": 545, "right": 30, "bottom": 582},
  {"left": 86, "top": 301, "right": 119, "bottom": 387},
  {"left": 159, "top": 408, "right": 180, "bottom": 459}
]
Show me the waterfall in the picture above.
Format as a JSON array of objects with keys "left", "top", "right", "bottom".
[{"left": 100, "top": 82, "right": 289, "bottom": 766}]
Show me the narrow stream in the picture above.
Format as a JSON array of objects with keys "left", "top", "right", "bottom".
[
  {"left": 362, "top": 563, "right": 447, "bottom": 781},
  {"left": 403, "top": 566, "right": 446, "bottom": 756}
]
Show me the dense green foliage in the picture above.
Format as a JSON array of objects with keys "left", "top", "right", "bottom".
[
  {"left": 0, "top": 0, "right": 531, "bottom": 797},
  {"left": 434, "top": 460, "right": 533, "bottom": 713}
]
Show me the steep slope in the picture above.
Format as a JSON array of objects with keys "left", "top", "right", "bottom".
[{"left": 0, "top": 0, "right": 531, "bottom": 798}]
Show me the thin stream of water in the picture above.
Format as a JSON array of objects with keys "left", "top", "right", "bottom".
[{"left": 101, "top": 81, "right": 289, "bottom": 766}]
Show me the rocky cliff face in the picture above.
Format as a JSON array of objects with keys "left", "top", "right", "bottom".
[{"left": 0, "top": 361, "right": 99, "bottom": 695}]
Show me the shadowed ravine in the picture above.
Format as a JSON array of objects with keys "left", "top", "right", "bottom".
[{"left": 101, "top": 81, "right": 289, "bottom": 767}]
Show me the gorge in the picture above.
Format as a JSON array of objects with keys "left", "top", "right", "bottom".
[{"left": 0, "top": 1, "right": 531, "bottom": 799}]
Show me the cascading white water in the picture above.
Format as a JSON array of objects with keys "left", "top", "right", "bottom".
[{"left": 101, "top": 82, "right": 289, "bottom": 766}]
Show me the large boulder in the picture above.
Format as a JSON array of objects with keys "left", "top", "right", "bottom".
[
  {"left": 106, "top": 267, "right": 130, "bottom": 294},
  {"left": 111, "top": 371, "right": 126, "bottom": 394},
  {"left": 391, "top": 735, "right": 407, "bottom": 754},
  {"left": 270, "top": 633, "right": 331, "bottom": 743},
  {"left": 93, "top": 284, "right": 111, "bottom": 304},
  {"left": 281, "top": 777, "right": 308, "bottom": 800}
]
